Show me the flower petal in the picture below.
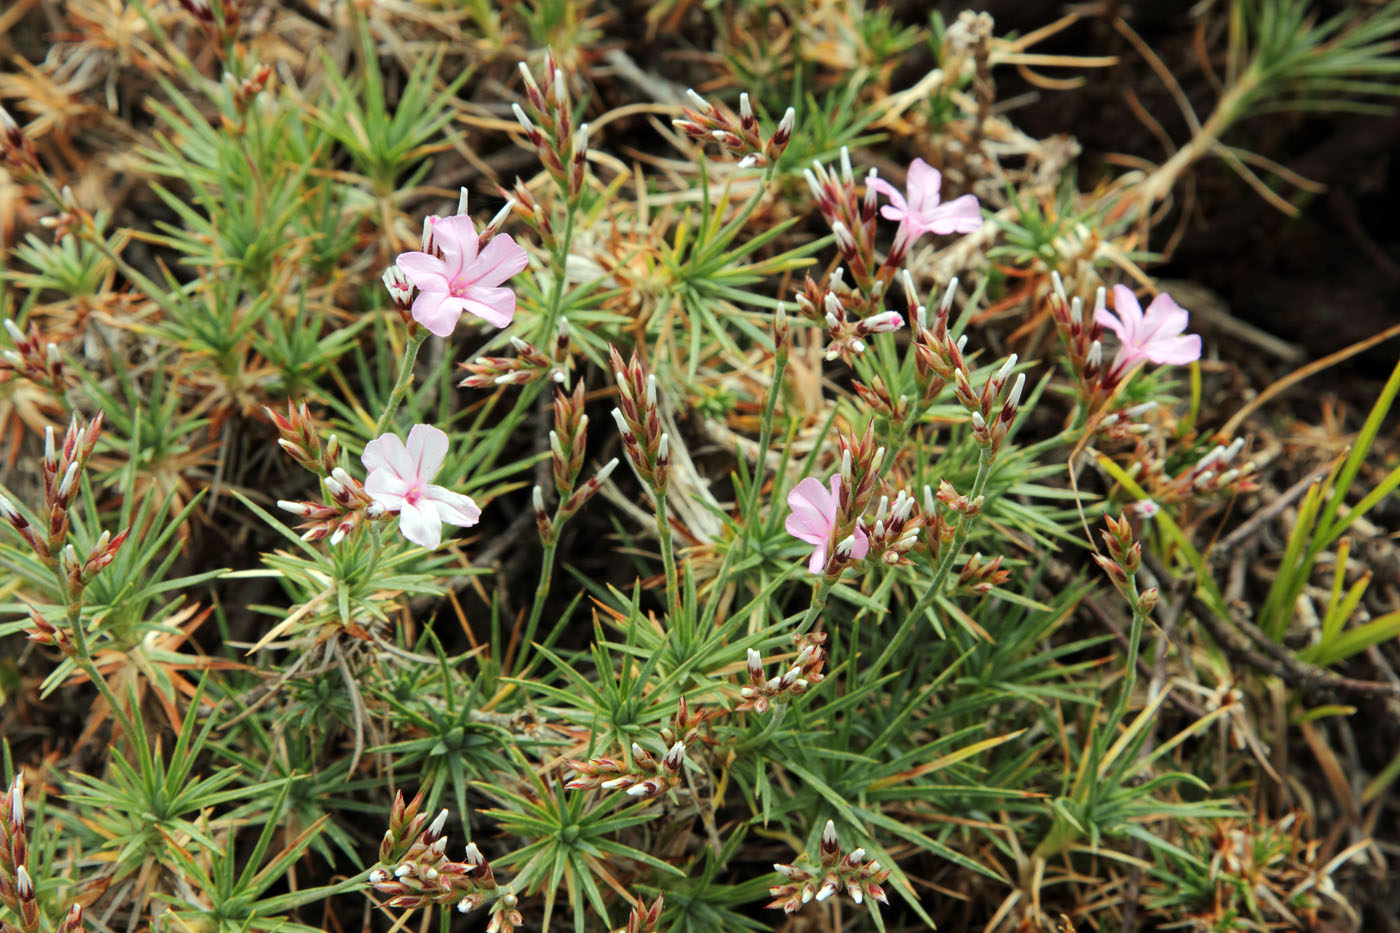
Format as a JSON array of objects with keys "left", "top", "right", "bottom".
[
  {"left": 411, "top": 293, "right": 468, "bottom": 338},
  {"left": 1109, "top": 285, "right": 1145, "bottom": 343},
  {"left": 465, "top": 233, "right": 529, "bottom": 288},
  {"left": 850, "top": 523, "right": 870, "bottom": 561},
  {"left": 868, "top": 176, "right": 909, "bottom": 216},
  {"left": 905, "top": 158, "right": 942, "bottom": 215},
  {"left": 395, "top": 251, "right": 448, "bottom": 290},
  {"left": 1145, "top": 333, "right": 1201, "bottom": 366},
  {"left": 1094, "top": 305, "right": 1129, "bottom": 342},
  {"left": 404, "top": 424, "right": 449, "bottom": 482},
  {"left": 432, "top": 215, "right": 479, "bottom": 282},
  {"left": 423, "top": 485, "right": 481, "bottom": 528},
  {"left": 806, "top": 540, "right": 828, "bottom": 575},
  {"left": 364, "top": 471, "right": 410, "bottom": 509},
  {"left": 362, "top": 433, "right": 413, "bottom": 481},
  {"left": 1137, "top": 292, "right": 1189, "bottom": 345},
  {"left": 462, "top": 287, "right": 516, "bottom": 328},
  {"left": 784, "top": 510, "right": 828, "bottom": 546},
  {"left": 788, "top": 476, "right": 836, "bottom": 526},
  {"left": 927, "top": 194, "right": 982, "bottom": 235},
  {"left": 397, "top": 500, "right": 442, "bottom": 549}
]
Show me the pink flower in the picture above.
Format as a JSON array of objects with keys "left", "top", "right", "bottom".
[
  {"left": 395, "top": 215, "right": 528, "bottom": 337},
  {"left": 868, "top": 158, "right": 982, "bottom": 239},
  {"left": 785, "top": 475, "right": 869, "bottom": 574},
  {"left": 1097, "top": 285, "right": 1202, "bottom": 378},
  {"left": 362, "top": 424, "right": 481, "bottom": 549}
]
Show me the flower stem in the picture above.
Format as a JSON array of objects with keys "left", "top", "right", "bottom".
[
  {"left": 742, "top": 345, "right": 788, "bottom": 534},
  {"left": 373, "top": 330, "right": 429, "bottom": 437},
  {"left": 795, "top": 577, "right": 833, "bottom": 635},
  {"left": 60, "top": 587, "right": 139, "bottom": 745},
  {"left": 515, "top": 538, "right": 559, "bottom": 674},
  {"left": 655, "top": 497, "right": 681, "bottom": 621},
  {"left": 905, "top": 444, "right": 994, "bottom": 627}
]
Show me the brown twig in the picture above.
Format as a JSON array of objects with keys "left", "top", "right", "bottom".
[{"left": 1144, "top": 552, "right": 1398, "bottom": 699}]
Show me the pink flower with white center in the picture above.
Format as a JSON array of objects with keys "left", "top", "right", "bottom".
[
  {"left": 785, "top": 474, "right": 869, "bottom": 574},
  {"left": 361, "top": 424, "right": 481, "bottom": 549},
  {"left": 1096, "top": 285, "right": 1202, "bottom": 380},
  {"left": 395, "top": 215, "right": 528, "bottom": 337},
  {"left": 868, "top": 158, "right": 982, "bottom": 240}
]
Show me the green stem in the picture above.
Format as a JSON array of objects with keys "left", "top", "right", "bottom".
[
  {"left": 539, "top": 209, "right": 577, "bottom": 343},
  {"left": 515, "top": 537, "right": 559, "bottom": 674},
  {"left": 1111, "top": 579, "right": 1146, "bottom": 726},
  {"left": 373, "top": 331, "right": 429, "bottom": 436},
  {"left": 742, "top": 701, "right": 788, "bottom": 751},
  {"left": 742, "top": 348, "right": 789, "bottom": 533},
  {"left": 60, "top": 587, "right": 139, "bottom": 744},
  {"left": 655, "top": 497, "right": 681, "bottom": 621},
  {"left": 900, "top": 445, "right": 994, "bottom": 632},
  {"left": 795, "top": 577, "right": 833, "bottom": 635}
]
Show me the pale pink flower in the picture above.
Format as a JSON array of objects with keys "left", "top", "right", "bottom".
[
  {"left": 1097, "top": 285, "right": 1201, "bottom": 379},
  {"left": 785, "top": 475, "right": 869, "bottom": 574},
  {"left": 395, "top": 215, "right": 528, "bottom": 337},
  {"left": 868, "top": 158, "right": 982, "bottom": 239},
  {"left": 362, "top": 424, "right": 480, "bottom": 549}
]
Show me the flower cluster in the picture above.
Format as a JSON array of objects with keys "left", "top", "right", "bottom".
[
  {"left": 368, "top": 791, "right": 515, "bottom": 925},
  {"left": 531, "top": 381, "right": 617, "bottom": 544},
  {"left": 394, "top": 208, "right": 528, "bottom": 336},
  {"left": 512, "top": 53, "right": 588, "bottom": 204},
  {"left": 459, "top": 319, "right": 572, "bottom": 388},
  {"left": 785, "top": 423, "right": 885, "bottom": 577},
  {"left": 1093, "top": 512, "right": 1159, "bottom": 615},
  {"left": 738, "top": 634, "right": 828, "bottom": 713},
  {"left": 565, "top": 699, "right": 702, "bottom": 799},
  {"left": 768, "top": 820, "right": 890, "bottom": 914},
  {"left": 1049, "top": 273, "right": 1203, "bottom": 406},
  {"left": 815, "top": 288, "right": 904, "bottom": 363},
  {"left": 0, "top": 104, "right": 38, "bottom": 175},
  {"left": 0, "top": 415, "right": 127, "bottom": 600},
  {"left": 1, "top": 774, "right": 85, "bottom": 933},
  {"left": 672, "top": 88, "right": 795, "bottom": 168},
  {"left": 276, "top": 420, "right": 480, "bottom": 551},
  {"left": 264, "top": 401, "right": 341, "bottom": 478},
  {"left": 806, "top": 151, "right": 981, "bottom": 299},
  {"left": 1, "top": 320, "right": 66, "bottom": 395},
  {"left": 610, "top": 345, "right": 670, "bottom": 498},
  {"left": 360, "top": 425, "right": 481, "bottom": 550},
  {"left": 873, "top": 487, "right": 931, "bottom": 565}
]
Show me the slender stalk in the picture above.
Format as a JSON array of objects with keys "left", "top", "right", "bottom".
[
  {"left": 373, "top": 331, "right": 429, "bottom": 436},
  {"left": 902, "top": 445, "right": 994, "bottom": 630},
  {"left": 742, "top": 347, "right": 788, "bottom": 534},
  {"left": 795, "top": 577, "right": 833, "bottom": 635},
  {"left": 1110, "top": 579, "right": 1147, "bottom": 726},
  {"left": 515, "top": 538, "right": 559, "bottom": 673},
  {"left": 743, "top": 702, "right": 788, "bottom": 751},
  {"left": 60, "top": 588, "right": 139, "bottom": 744},
  {"left": 654, "top": 497, "right": 681, "bottom": 621},
  {"left": 513, "top": 202, "right": 581, "bottom": 656}
]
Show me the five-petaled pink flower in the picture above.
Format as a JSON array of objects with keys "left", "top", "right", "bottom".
[
  {"left": 785, "top": 475, "right": 869, "bottom": 574},
  {"left": 395, "top": 215, "right": 528, "bottom": 337},
  {"left": 1097, "top": 285, "right": 1201, "bottom": 379},
  {"left": 869, "top": 158, "right": 982, "bottom": 240},
  {"left": 362, "top": 424, "right": 480, "bottom": 549}
]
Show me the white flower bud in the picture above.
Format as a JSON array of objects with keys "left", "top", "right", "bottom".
[
  {"left": 594, "top": 457, "right": 620, "bottom": 484},
  {"left": 777, "top": 107, "right": 795, "bottom": 136}
]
